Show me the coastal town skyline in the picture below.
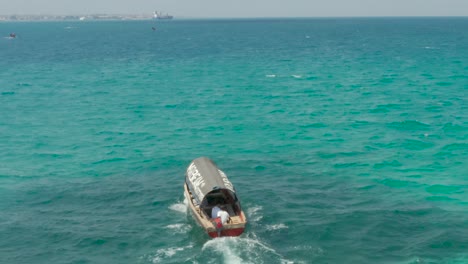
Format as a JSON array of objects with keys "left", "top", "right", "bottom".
[
  {"left": 1, "top": 0, "right": 468, "bottom": 18},
  {"left": 0, "top": 14, "right": 156, "bottom": 22}
]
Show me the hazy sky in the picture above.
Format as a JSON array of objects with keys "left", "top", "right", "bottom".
[{"left": 2, "top": 0, "right": 468, "bottom": 17}]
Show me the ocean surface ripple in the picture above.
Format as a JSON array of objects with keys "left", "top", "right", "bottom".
[{"left": 0, "top": 18, "right": 467, "bottom": 264}]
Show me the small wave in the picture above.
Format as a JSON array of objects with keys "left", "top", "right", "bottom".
[
  {"left": 441, "top": 143, "right": 468, "bottom": 152},
  {"left": 373, "top": 160, "right": 402, "bottom": 169},
  {"left": 426, "top": 184, "right": 461, "bottom": 195},
  {"left": 443, "top": 123, "right": 467, "bottom": 133},
  {"left": 402, "top": 139, "right": 434, "bottom": 151},
  {"left": 426, "top": 195, "right": 458, "bottom": 202},
  {"left": 16, "top": 83, "right": 32, "bottom": 87},
  {"left": 370, "top": 103, "right": 402, "bottom": 113},
  {"left": 387, "top": 120, "right": 430, "bottom": 131},
  {"left": 266, "top": 74, "right": 276, "bottom": 78},
  {"left": 291, "top": 75, "right": 302, "bottom": 78},
  {"left": 396, "top": 256, "right": 458, "bottom": 264},
  {"left": 435, "top": 81, "right": 453, "bottom": 87},
  {"left": 92, "top": 157, "right": 126, "bottom": 164},
  {"left": 379, "top": 178, "right": 415, "bottom": 188}
]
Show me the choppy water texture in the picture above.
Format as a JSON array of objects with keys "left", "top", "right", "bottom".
[{"left": 0, "top": 18, "right": 467, "bottom": 264}]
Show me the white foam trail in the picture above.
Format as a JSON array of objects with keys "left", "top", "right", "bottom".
[
  {"left": 165, "top": 223, "right": 191, "bottom": 234},
  {"left": 169, "top": 198, "right": 188, "bottom": 214},
  {"left": 266, "top": 74, "right": 276, "bottom": 78},
  {"left": 203, "top": 238, "right": 244, "bottom": 264},
  {"left": 203, "top": 237, "right": 272, "bottom": 264},
  {"left": 265, "top": 223, "right": 288, "bottom": 231},
  {"left": 151, "top": 243, "right": 193, "bottom": 263},
  {"left": 247, "top": 205, "right": 263, "bottom": 223},
  {"left": 202, "top": 236, "right": 294, "bottom": 264}
]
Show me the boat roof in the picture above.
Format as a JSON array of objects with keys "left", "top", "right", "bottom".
[{"left": 185, "top": 157, "right": 235, "bottom": 204}]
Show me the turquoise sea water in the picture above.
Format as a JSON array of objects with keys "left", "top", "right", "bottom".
[{"left": 0, "top": 18, "right": 467, "bottom": 263}]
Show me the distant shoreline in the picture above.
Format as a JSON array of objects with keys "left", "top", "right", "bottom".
[
  {"left": 0, "top": 14, "right": 154, "bottom": 22},
  {"left": 1, "top": 15, "right": 467, "bottom": 22}
]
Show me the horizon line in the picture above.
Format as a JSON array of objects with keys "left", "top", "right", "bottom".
[{"left": 2, "top": 15, "right": 468, "bottom": 19}]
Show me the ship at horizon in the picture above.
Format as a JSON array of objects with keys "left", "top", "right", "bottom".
[{"left": 153, "top": 11, "right": 173, "bottom": 20}]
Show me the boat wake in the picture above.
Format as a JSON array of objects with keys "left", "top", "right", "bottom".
[
  {"left": 144, "top": 202, "right": 298, "bottom": 263},
  {"left": 168, "top": 198, "right": 188, "bottom": 214},
  {"left": 201, "top": 236, "right": 293, "bottom": 264},
  {"left": 165, "top": 223, "right": 192, "bottom": 234},
  {"left": 147, "top": 235, "right": 295, "bottom": 264},
  {"left": 149, "top": 243, "right": 194, "bottom": 263},
  {"left": 247, "top": 205, "right": 263, "bottom": 223},
  {"left": 265, "top": 74, "right": 305, "bottom": 79},
  {"left": 196, "top": 204, "right": 294, "bottom": 263},
  {"left": 265, "top": 223, "right": 288, "bottom": 231}
]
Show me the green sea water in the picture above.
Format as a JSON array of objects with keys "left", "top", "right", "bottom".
[{"left": 0, "top": 18, "right": 467, "bottom": 263}]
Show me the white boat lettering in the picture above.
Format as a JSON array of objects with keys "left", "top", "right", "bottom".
[
  {"left": 188, "top": 163, "right": 206, "bottom": 188},
  {"left": 218, "top": 170, "right": 234, "bottom": 191}
]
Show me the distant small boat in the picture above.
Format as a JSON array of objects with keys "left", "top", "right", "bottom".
[
  {"left": 9, "top": 33, "right": 16, "bottom": 38},
  {"left": 153, "top": 11, "right": 173, "bottom": 20},
  {"left": 184, "top": 157, "right": 247, "bottom": 238}
]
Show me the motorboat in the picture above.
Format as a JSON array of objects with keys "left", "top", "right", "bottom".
[{"left": 184, "top": 157, "right": 247, "bottom": 238}]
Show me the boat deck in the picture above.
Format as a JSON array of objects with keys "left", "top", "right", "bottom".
[{"left": 185, "top": 183, "right": 246, "bottom": 231}]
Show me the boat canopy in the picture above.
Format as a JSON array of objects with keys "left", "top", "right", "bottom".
[{"left": 185, "top": 157, "right": 236, "bottom": 205}]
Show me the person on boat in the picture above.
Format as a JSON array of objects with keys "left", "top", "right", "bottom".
[
  {"left": 211, "top": 204, "right": 221, "bottom": 219},
  {"left": 217, "top": 207, "right": 230, "bottom": 224}
]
